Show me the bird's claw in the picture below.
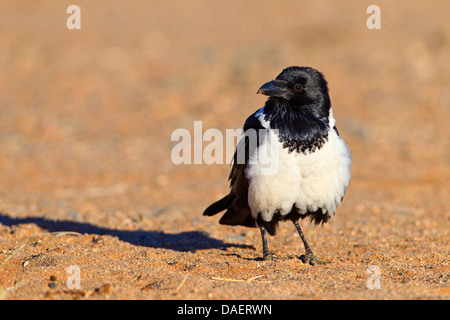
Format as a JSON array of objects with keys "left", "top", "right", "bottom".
[
  {"left": 262, "top": 253, "right": 279, "bottom": 261},
  {"left": 299, "top": 249, "right": 324, "bottom": 266}
]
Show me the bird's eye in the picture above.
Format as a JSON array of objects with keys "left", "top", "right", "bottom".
[{"left": 294, "top": 84, "right": 302, "bottom": 92}]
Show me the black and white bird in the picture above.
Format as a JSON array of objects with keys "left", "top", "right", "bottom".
[{"left": 204, "top": 66, "right": 351, "bottom": 264}]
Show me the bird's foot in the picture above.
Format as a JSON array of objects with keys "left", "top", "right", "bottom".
[
  {"left": 299, "top": 249, "right": 324, "bottom": 266},
  {"left": 261, "top": 252, "right": 278, "bottom": 261}
]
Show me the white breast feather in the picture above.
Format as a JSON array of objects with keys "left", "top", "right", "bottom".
[{"left": 245, "top": 109, "right": 351, "bottom": 222}]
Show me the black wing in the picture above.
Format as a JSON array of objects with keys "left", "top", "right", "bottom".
[{"left": 203, "top": 110, "right": 266, "bottom": 228}]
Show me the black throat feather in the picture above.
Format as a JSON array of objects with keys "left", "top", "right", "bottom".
[{"left": 263, "top": 98, "right": 330, "bottom": 154}]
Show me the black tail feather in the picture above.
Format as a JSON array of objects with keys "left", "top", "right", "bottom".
[
  {"left": 203, "top": 195, "right": 232, "bottom": 216},
  {"left": 219, "top": 195, "right": 254, "bottom": 227}
]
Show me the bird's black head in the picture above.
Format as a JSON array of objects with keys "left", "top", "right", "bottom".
[
  {"left": 257, "top": 66, "right": 331, "bottom": 118},
  {"left": 257, "top": 66, "right": 333, "bottom": 154}
]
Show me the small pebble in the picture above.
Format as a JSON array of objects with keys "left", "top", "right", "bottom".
[
  {"left": 95, "top": 284, "right": 111, "bottom": 295},
  {"left": 48, "top": 275, "right": 57, "bottom": 289}
]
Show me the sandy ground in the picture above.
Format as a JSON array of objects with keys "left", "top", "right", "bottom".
[{"left": 0, "top": 1, "right": 449, "bottom": 300}]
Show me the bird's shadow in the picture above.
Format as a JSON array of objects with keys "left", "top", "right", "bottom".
[{"left": 0, "top": 213, "right": 254, "bottom": 253}]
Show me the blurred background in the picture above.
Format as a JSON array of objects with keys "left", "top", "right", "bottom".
[{"left": 0, "top": 0, "right": 448, "bottom": 230}]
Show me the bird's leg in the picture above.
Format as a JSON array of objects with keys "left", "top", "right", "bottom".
[
  {"left": 259, "top": 225, "right": 272, "bottom": 260},
  {"left": 292, "top": 219, "right": 323, "bottom": 265}
]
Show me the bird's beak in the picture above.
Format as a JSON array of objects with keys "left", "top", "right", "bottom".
[{"left": 257, "top": 79, "right": 291, "bottom": 99}]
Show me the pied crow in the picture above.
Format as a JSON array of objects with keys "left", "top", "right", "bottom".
[{"left": 204, "top": 66, "right": 351, "bottom": 264}]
